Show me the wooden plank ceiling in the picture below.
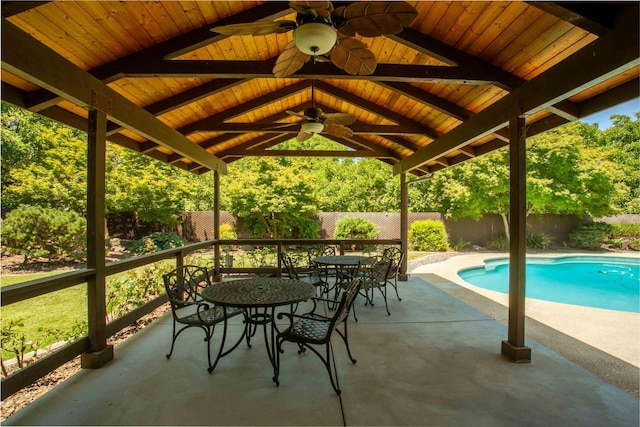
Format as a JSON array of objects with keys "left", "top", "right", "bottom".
[{"left": 1, "top": 1, "right": 638, "bottom": 176}]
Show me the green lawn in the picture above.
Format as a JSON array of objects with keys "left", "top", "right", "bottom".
[{"left": 2, "top": 272, "right": 87, "bottom": 361}]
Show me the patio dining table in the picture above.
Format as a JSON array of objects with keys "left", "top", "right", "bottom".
[
  {"left": 312, "top": 255, "right": 376, "bottom": 296},
  {"left": 201, "top": 277, "right": 315, "bottom": 384}
]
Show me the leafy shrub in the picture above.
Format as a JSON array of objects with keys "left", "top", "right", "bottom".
[
  {"left": 2, "top": 205, "right": 86, "bottom": 262},
  {"left": 449, "top": 237, "right": 470, "bottom": 251},
  {"left": 526, "top": 231, "right": 553, "bottom": 249},
  {"left": 569, "top": 222, "right": 614, "bottom": 249},
  {"left": 131, "top": 232, "right": 185, "bottom": 255},
  {"left": 409, "top": 220, "right": 449, "bottom": 251},
  {"left": 486, "top": 234, "right": 510, "bottom": 251},
  {"left": 219, "top": 223, "right": 237, "bottom": 240},
  {"left": 106, "top": 262, "right": 172, "bottom": 320},
  {"left": 333, "top": 217, "right": 379, "bottom": 240},
  {"left": 611, "top": 223, "right": 640, "bottom": 239}
]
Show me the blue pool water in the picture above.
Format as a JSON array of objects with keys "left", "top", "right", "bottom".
[{"left": 458, "top": 256, "right": 640, "bottom": 313}]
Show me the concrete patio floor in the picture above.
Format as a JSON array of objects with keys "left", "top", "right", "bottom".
[{"left": 4, "top": 275, "right": 638, "bottom": 426}]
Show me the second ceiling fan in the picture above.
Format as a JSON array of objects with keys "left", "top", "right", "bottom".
[
  {"left": 211, "top": 1, "right": 418, "bottom": 78},
  {"left": 271, "top": 80, "right": 357, "bottom": 141}
]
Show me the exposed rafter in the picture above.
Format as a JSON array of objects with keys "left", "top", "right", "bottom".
[
  {"left": 1, "top": 21, "right": 227, "bottom": 173},
  {"left": 393, "top": 3, "right": 639, "bottom": 175}
]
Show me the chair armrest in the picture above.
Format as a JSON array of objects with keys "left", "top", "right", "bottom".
[{"left": 310, "top": 296, "right": 340, "bottom": 305}]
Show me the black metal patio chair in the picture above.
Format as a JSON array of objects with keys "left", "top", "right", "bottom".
[
  {"left": 274, "top": 277, "right": 363, "bottom": 395},
  {"left": 280, "top": 251, "right": 327, "bottom": 296},
  {"left": 381, "top": 246, "right": 404, "bottom": 301},
  {"left": 360, "top": 256, "right": 393, "bottom": 316},
  {"left": 163, "top": 265, "right": 247, "bottom": 373}
]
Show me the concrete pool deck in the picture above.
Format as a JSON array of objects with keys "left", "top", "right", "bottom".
[{"left": 411, "top": 252, "right": 639, "bottom": 394}]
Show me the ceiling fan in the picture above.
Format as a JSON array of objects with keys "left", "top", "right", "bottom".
[
  {"left": 271, "top": 80, "right": 357, "bottom": 141},
  {"left": 211, "top": 1, "right": 418, "bottom": 78}
]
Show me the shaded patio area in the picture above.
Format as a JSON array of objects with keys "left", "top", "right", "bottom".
[{"left": 4, "top": 275, "right": 637, "bottom": 426}]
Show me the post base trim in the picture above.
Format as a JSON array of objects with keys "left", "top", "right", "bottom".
[
  {"left": 81, "top": 345, "right": 114, "bottom": 369},
  {"left": 501, "top": 340, "right": 531, "bottom": 363}
]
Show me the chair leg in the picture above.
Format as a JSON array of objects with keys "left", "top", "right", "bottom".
[
  {"left": 335, "top": 320, "right": 357, "bottom": 364},
  {"left": 380, "top": 285, "right": 390, "bottom": 316},
  {"left": 166, "top": 321, "right": 178, "bottom": 359},
  {"left": 391, "top": 277, "right": 402, "bottom": 301}
]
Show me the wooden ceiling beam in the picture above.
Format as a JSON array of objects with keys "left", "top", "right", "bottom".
[
  {"left": 389, "top": 27, "right": 582, "bottom": 122},
  {"left": 388, "top": 28, "right": 523, "bottom": 91},
  {"left": 375, "top": 81, "right": 470, "bottom": 121},
  {"left": 0, "top": 21, "right": 227, "bottom": 173},
  {"left": 223, "top": 149, "right": 387, "bottom": 158},
  {"left": 315, "top": 81, "right": 441, "bottom": 139},
  {"left": 380, "top": 135, "right": 421, "bottom": 152},
  {"left": 178, "top": 81, "right": 309, "bottom": 136},
  {"left": 215, "top": 134, "right": 293, "bottom": 159},
  {"left": 188, "top": 122, "right": 429, "bottom": 135},
  {"left": 1, "top": 1, "right": 48, "bottom": 18},
  {"left": 332, "top": 135, "right": 401, "bottom": 158},
  {"left": 393, "top": 3, "right": 639, "bottom": 175},
  {"left": 104, "top": 78, "right": 248, "bottom": 136},
  {"left": 125, "top": 60, "right": 500, "bottom": 85},
  {"left": 0, "top": 82, "right": 207, "bottom": 171},
  {"left": 24, "top": 2, "right": 291, "bottom": 112},
  {"left": 576, "top": 78, "right": 640, "bottom": 119},
  {"left": 526, "top": 2, "right": 619, "bottom": 36}
]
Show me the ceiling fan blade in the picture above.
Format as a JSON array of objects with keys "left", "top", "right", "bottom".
[
  {"left": 296, "top": 130, "right": 314, "bottom": 141},
  {"left": 325, "top": 123, "right": 354, "bottom": 138},
  {"left": 330, "top": 36, "right": 377, "bottom": 75},
  {"left": 211, "top": 20, "right": 297, "bottom": 36},
  {"left": 333, "top": 2, "right": 418, "bottom": 37},
  {"left": 289, "top": 1, "right": 333, "bottom": 18},
  {"left": 286, "top": 110, "right": 309, "bottom": 119},
  {"left": 324, "top": 113, "right": 357, "bottom": 126},
  {"left": 265, "top": 122, "right": 301, "bottom": 130},
  {"left": 273, "top": 41, "right": 311, "bottom": 78}
]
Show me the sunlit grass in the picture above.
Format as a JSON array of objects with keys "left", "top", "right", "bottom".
[{"left": 1, "top": 273, "right": 87, "bottom": 361}]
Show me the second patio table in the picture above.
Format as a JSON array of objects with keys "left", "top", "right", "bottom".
[
  {"left": 201, "top": 277, "right": 315, "bottom": 383},
  {"left": 312, "top": 255, "right": 376, "bottom": 296}
]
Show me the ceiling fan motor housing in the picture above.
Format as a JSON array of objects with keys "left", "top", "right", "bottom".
[
  {"left": 293, "top": 22, "right": 337, "bottom": 55},
  {"left": 303, "top": 107, "right": 323, "bottom": 120}
]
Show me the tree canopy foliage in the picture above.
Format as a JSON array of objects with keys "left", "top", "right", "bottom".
[{"left": 1, "top": 102, "right": 638, "bottom": 239}]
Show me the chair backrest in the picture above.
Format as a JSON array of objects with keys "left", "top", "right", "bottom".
[
  {"left": 280, "top": 252, "right": 300, "bottom": 280},
  {"left": 333, "top": 277, "right": 363, "bottom": 326},
  {"left": 365, "top": 257, "right": 393, "bottom": 284},
  {"left": 382, "top": 247, "right": 403, "bottom": 277},
  {"left": 306, "top": 245, "right": 336, "bottom": 265},
  {"left": 163, "top": 265, "right": 210, "bottom": 311}
]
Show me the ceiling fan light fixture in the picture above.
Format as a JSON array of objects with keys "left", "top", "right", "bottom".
[
  {"left": 293, "top": 23, "right": 337, "bottom": 55},
  {"left": 301, "top": 122, "right": 325, "bottom": 134}
]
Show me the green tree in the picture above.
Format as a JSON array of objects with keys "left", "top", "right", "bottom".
[
  {"left": 222, "top": 156, "right": 321, "bottom": 238},
  {"left": 589, "top": 114, "right": 640, "bottom": 213},
  {"left": 3, "top": 124, "right": 88, "bottom": 213},
  {"left": 106, "top": 145, "right": 194, "bottom": 226},
  {"left": 414, "top": 122, "right": 622, "bottom": 238}
]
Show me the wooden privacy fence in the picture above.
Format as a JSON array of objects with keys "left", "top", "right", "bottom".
[{"left": 178, "top": 211, "right": 592, "bottom": 247}]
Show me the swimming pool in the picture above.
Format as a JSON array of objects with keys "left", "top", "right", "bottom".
[{"left": 458, "top": 256, "right": 640, "bottom": 313}]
